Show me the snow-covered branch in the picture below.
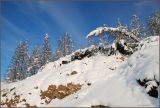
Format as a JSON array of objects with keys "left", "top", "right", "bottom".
[{"left": 86, "top": 26, "right": 139, "bottom": 42}]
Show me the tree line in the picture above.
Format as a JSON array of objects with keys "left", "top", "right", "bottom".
[
  {"left": 6, "top": 32, "right": 73, "bottom": 82},
  {"left": 6, "top": 11, "right": 160, "bottom": 82}
]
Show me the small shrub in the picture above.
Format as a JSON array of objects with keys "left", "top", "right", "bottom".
[
  {"left": 87, "top": 83, "right": 91, "bottom": 86},
  {"left": 62, "top": 60, "right": 70, "bottom": 64}
]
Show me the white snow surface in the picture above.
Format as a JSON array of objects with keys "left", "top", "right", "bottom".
[{"left": 1, "top": 36, "right": 159, "bottom": 107}]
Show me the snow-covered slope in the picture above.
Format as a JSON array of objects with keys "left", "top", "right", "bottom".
[{"left": 1, "top": 36, "right": 159, "bottom": 107}]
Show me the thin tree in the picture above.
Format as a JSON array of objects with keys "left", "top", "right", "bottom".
[
  {"left": 29, "top": 47, "right": 41, "bottom": 75},
  {"left": 17, "top": 41, "right": 30, "bottom": 80},
  {"left": 131, "top": 14, "right": 143, "bottom": 38},
  {"left": 6, "top": 41, "right": 30, "bottom": 81},
  {"left": 58, "top": 32, "right": 74, "bottom": 57},
  {"left": 41, "top": 33, "right": 52, "bottom": 66},
  {"left": 53, "top": 49, "right": 62, "bottom": 61},
  {"left": 147, "top": 11, "right": 160, "bottom": 36}
]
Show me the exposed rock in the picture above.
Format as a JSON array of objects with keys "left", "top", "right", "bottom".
[
  {"left": 62, "top": 60, "right": 70, "bottom": 64},
  {"left": 10, "top": 87, "right": 15, "bottom": 92},
  {"left": 70, "top": 71, "right": 78, "bottom": 75},
  {"left": 87, "top": 83, "right": 91, "bottom": 86},
  {"left": 91, "top": 105, "right": 110, "bottom": 108},
  {"left": 137, "top": 78, "right": 159, "bottom": 98},
  {"left": 2, "top": 93, "right": 7, "bottom": 97},
  {"left": 34, "top": 86, "right": 38, "bottom": 89}
]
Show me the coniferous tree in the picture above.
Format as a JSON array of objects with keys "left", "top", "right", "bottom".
[
  {"left": 147, "top": 11, "right": 160, "bottom": 36},
  {"left": 41, "top": 34, "right": 52, "bottom": 66},
  {"left": 53, "top": 49, "right": 62, "bottom": 61},
  {"left": 17, "top": 41, "right": 30, "bottom": 80},
  {"left": 58, "top": 32, "right": 74, "bottom": 57},
  {"left": 7, "top": 41, "right": 30, "bottom": 81},
  {"left": 11, "top": 44, "right": 20, "bottom": 81},
  {"left": 52, "top": 32, "right": 74, "bottom": 61},
  {"left": 131, "top": 15, "right": 143, "bottom": 38},
  {"left": 29, "top": 47, "right": 41, "bottom": 75}
]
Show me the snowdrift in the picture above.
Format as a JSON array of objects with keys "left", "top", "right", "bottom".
[{"left": 1, "top": 36, "right": 159, "bottom": 107}]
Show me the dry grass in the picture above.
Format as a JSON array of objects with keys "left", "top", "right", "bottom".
[
  {"left": 0, "top": 95, "right": 21, "bottom": 108},
  {"left": 40, "top": 83, "right": 81, "bottom": 104},
  {"left": 0, "top": 93, "right": 36, "bottom": 108}
]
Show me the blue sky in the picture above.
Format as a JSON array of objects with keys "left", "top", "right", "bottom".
[{"left": 1, "top": 0, "right": 160, "bottom": 80}]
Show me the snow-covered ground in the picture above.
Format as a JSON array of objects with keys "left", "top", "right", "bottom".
[{"left": 1, "top": 36, "right": 159, "bottom": 107}]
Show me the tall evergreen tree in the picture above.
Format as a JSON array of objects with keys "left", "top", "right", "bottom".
[
  {"left": 53, "top": 32, "right": 74, "bottom": 61},
  {"left": 17, "top": 41, "right": 30, "bottom": 80},
  {"left": 59, "top": 32, "right": 74, "bottom": 57},
  {"left": 29, "top": 47, "right": 41, "bottom": 75},
  {"left": 147, "top": 11, "right": 160, "bottom": 36},
  {"left": 41, "top": 34, "right": 52, "bottom": 66},
  {"left": 53, "top": 49, "right": 62, "bottom": 61},
  {"left": 131, "top": 15, "right": 142, "bottom": 38},
  {"left": 11, "top": 44, "right": 20, "bottom": 81},
  {"left": 6, "top": 41, "right": 30, "bottom": 81}
]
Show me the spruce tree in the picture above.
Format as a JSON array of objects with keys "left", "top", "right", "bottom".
[
  {"left": 41, "top": 34, "right": 52, "bottom": 66},
  {"left": 147, "top": 11, "right": 160, "bottom": 36},
  {"left": 17, "top": 41, "right": 30, "bottom": 80},
  {"left": 53, "top": 32, "right": 74, "bottom": 61},
  {"left": 53, "top": 49, "right": 62, "bottom": 61},
  {"left": 131, "top": 15, "right": 142, "bottom": 38},
  {"left": 29, "top": 47, "right": 41, "bottom": 75},
  {"left": 6, "top": 41, "right": 30, "bottom": 81},
  {"left": 58, "top": 32, "right": 74, "bottom": 57}
]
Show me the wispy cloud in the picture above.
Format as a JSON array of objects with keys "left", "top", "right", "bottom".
[
  {"left": 2, "top": 17, "right": 30, "bottom": 60},
  {"left": 1, "top": 17, "right": 35, "bottom": 80},
  {"left": 14, "top": 2, "right": 50, "bottom": 33},
  {"left": 13, "top": 1, "right": 88, "bottom": 47},
  {"left": 2, "top": 17, "right": 31, "bottom": 41},
  {"left": 35, "top": 1, "right": 87, "bottom": 46},
  {"left": 133, "top": 0, "right": 160, "bottom": 15}
]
